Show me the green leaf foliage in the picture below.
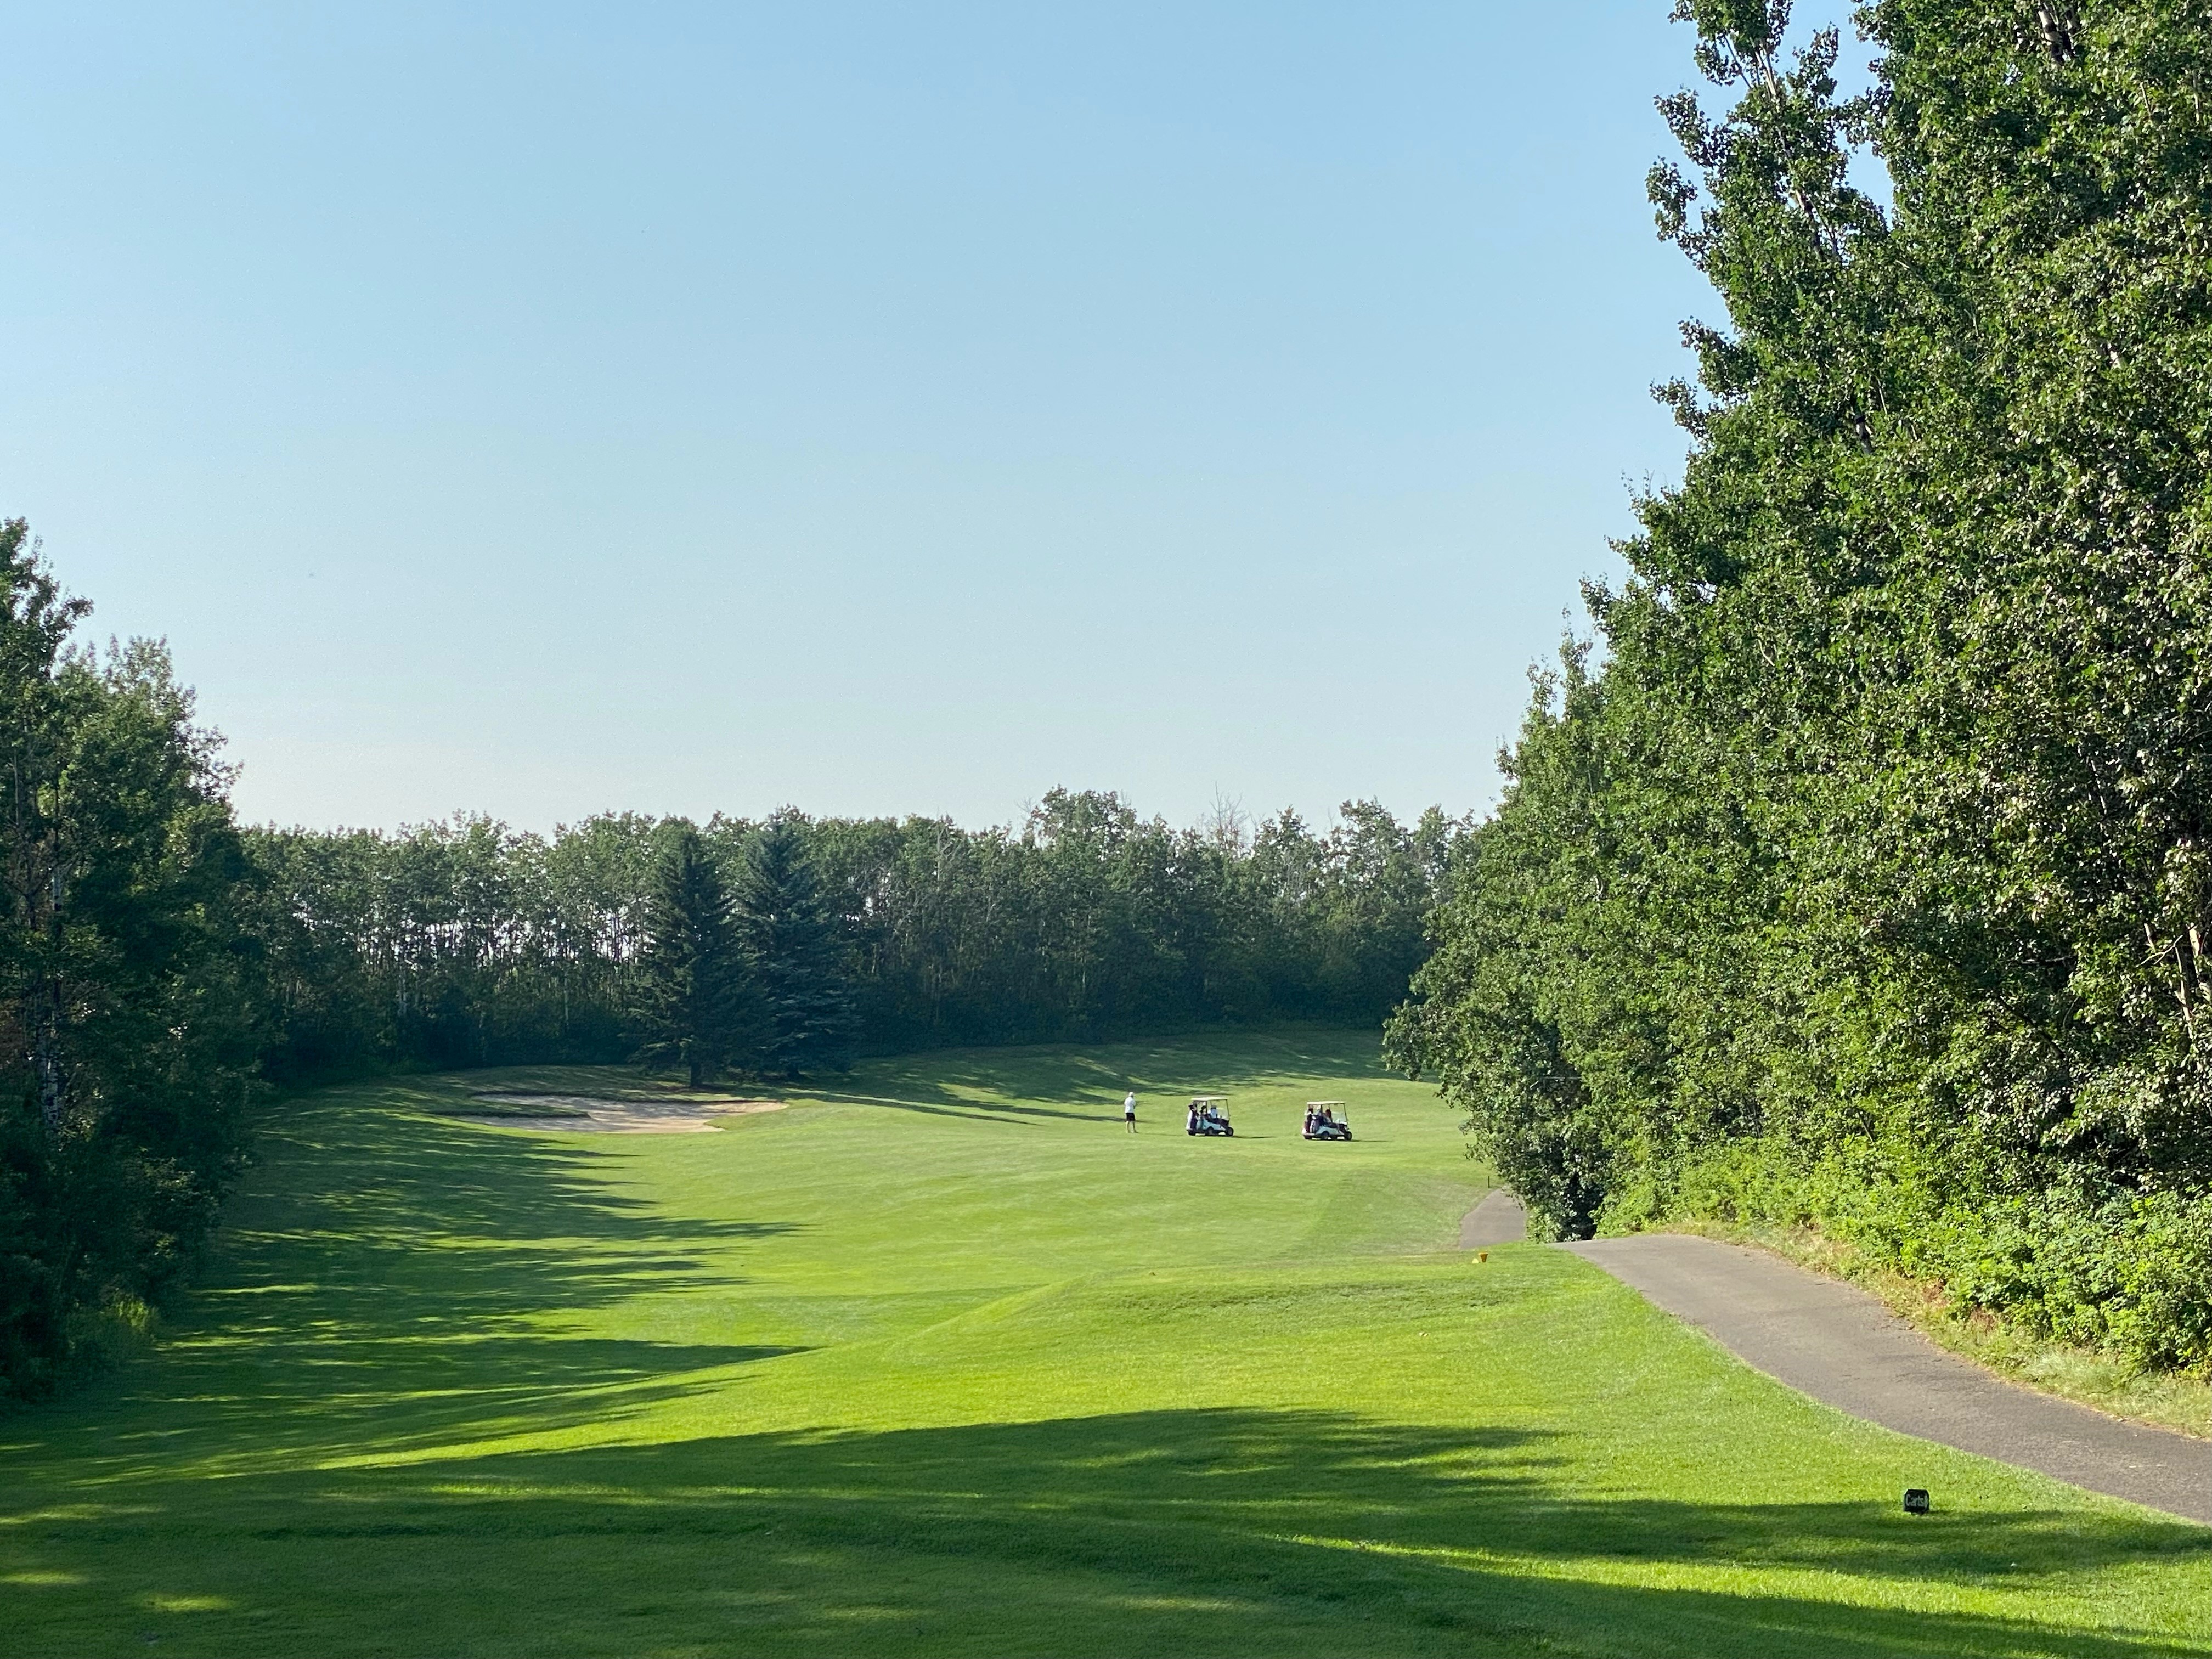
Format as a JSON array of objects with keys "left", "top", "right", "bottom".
[
  {"left": 0, "top": 522, "right": 259, "bottom": 1400},
  {"left": 1389, "top": 0, "right": 2212, "bottom": 1370},
  {"left": 243, "top": 790, "right": 1469, "bottom": 1081}
]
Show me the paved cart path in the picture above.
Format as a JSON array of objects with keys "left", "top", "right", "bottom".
[
  {"left": 1554, "top": 1231, "right": 2211, "bottom": 1523},
  {"left": 1458, "top": 1188, "right": 1529, "bottom": 1247}
]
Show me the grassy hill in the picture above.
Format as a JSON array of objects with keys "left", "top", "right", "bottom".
[{"left": 2, "top": 1029, "right": 2204, "bottom": 1656}]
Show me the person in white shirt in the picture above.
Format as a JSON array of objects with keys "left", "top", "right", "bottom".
[{"left": 1123, "top": 1091, "right": 1138, "bottom": 1133}]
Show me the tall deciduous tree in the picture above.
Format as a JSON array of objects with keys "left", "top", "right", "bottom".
[
  {"left": 1393, "top": 0, "right": 2212, "bottom": 1371},
  {"left": 0, "top": 521, "right": 258, "bottom": 1398}
]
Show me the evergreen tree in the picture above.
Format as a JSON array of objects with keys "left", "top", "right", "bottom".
[
  {"left": 732, "top": 814, "right": 857, "bottom": 1079},
  {"left": 633, "top": 822, "right": 750, "bottom": 1087}
]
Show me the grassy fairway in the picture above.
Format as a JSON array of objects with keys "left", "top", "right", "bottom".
[{"left": 2, "top": 1029, "right": 2204, "bottom": 1657}]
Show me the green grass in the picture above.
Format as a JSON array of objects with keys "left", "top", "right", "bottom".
[{"left": 2, "top": 1028, "right": 2204, "bottom": 1657}]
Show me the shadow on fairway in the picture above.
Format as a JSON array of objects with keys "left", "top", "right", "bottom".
[
  {"left": 797, "top": 1086, "right": 1086, "bottom": 1125},
  {"left": 14, "top": 1408, "right": 2205, "bottom": 1657},
  {"left": 7, "top": 1098, "right": 806, "bottom": 1477},
  {"left": 809, "top": 1028, "right": 1400, "bottom": 1126}
]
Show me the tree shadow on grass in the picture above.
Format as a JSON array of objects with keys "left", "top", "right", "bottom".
[
  {"left": 15, "top": 1408, "right": 2206, "bottom": 1657},
  {"left": 76, "top": 1335, "right": 809, "bottom": 1477},
  {"left": 797, "top": 1086, "right": 1089, "bottom": 1125},
  {"left": 3, "top": 1098, "right": 807, "bottom": 1476},
  {"left": 257, "top": 1093, "right": 798, "bottom": 1256},
  {"left": 811, "top": 1029, "right": 1403, "bottom": 1127}
]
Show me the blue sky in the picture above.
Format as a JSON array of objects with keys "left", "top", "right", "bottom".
[{"left": 0, "top": 2, "right": 1865, "bottom": 834}]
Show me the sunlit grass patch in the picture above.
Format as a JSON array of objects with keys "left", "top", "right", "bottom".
[{"left": 0, "top": 1029, "right": 2203, "bottom": 1657}]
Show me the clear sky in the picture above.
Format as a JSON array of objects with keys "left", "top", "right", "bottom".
[{"left": 0, "top": 2, "right": 1860, "bottom": 836}]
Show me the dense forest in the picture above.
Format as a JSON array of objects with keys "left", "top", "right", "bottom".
[
  {"left": 1390, "top": 0, "right": 2212, "bottom": 1370},
  {"left": 244, "top": 791, "right": 1459, "bottom": 1084}
]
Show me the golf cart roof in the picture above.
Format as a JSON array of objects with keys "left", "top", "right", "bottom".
[
  {"left": 1189, "top": 1095, "right": 1228, "bottom": 1104},
  {"left": 1305, "top": 1100, "right": 1347, "bottom": 1107}
]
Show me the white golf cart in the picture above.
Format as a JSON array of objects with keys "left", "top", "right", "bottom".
[
  {"left": 1302, "top": 1100, "right": 1352, "bottom": 1141},
  {"left": 1186, "top": 1096, "right": 1234, "bottom": 1137}
]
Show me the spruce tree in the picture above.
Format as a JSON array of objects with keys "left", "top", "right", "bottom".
[
  {"left": 732, "top": 814, "right": 857, "bottom": 1079},
  {"left": 633, "top": 822, "right": 751, "bottom": 1087}
]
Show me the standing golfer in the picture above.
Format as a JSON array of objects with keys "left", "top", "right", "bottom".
[{"left": 1123, "top": 1091, "right": 1138, "bottom": 1133}]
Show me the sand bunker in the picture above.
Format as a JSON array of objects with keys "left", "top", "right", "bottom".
[{"left": 450, "top": 1093, "right": 787, "bottom": 1134}]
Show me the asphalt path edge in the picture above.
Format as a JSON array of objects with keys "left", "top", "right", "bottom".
[
  {"left": 1554, "top": 1229, "right": 2211, "bottom": 1524},
  {"left": 1459, "top": 1188, "right": 1529, "bottom": 1248}
]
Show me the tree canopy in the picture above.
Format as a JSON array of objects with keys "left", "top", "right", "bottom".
[
  {"left": 244, "top": 790, "right": 1466, "bottom": 1084},
  {"left": 1390, "top": 0, "right": 2212, "bottom": 1370},
  {"left": 0, "top": 522, "right": 258, "bottom": 1398}
]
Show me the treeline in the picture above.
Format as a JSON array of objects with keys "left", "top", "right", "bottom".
[
  {"left": 0, "top": 528, "right": 1462, "bottom": 1397},
  {"left": 248, "top": 791, "right": 1462, "bottom": 1083},
  {"left": 1390, "top": 1, "right": 2212, "bottom": 1370}
]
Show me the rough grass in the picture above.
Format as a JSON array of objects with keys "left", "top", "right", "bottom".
[{"left": 1, "top": 1028, "right": 2205, "bottom": 1657}]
